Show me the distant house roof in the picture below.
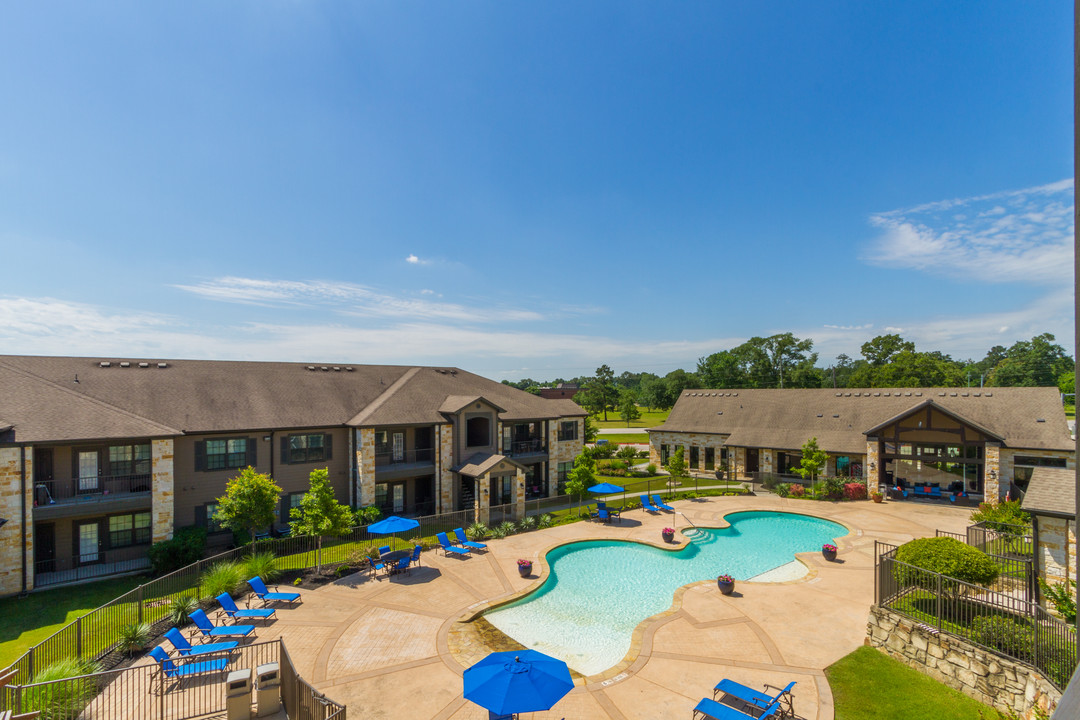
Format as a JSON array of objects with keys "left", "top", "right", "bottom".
[
  {"left": 649, "top": 387, "right": 1073, "bottom": 455},
  {"left": 1022, "top": 467, "right": 1076, "bottom": 518},
  {"left": 0, "top": 355, "right": 585, "bottom": 443}
]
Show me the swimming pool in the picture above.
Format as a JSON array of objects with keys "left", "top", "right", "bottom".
[{"left": 484, "top": 511, "right": 845, "bottom": 676}]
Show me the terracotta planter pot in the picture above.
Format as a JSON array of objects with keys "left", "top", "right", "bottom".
[
  {"left": 822, "top": 548, "right": 837, "bottom": 562},
  {"left": 718, "top": 578, "right": 734, "bottom": 595},
  {"left": 872, "top": 495, "right": 883, "bottom": 504},
  {"left": 518, "top": 564, "right": 533, "bottom": 577}
]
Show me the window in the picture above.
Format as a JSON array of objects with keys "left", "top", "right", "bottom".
[
  {"left": 198, "top": 437, "right": 252, "bottom": 472},
  {"left": 108, "top": 444, "right": 151, "bottom": 476},
  {"left": 204, "top": 502, "right": 224, "bottom": 533},
  {"left": 109, "top": 512, "right": 151, "bottom": 547},
  {"left": 282, "top": 491, "right": 305, "bottom": 523},
  {"left": 690, "top": 446, "right": 700, "bottom": 468},
  {"left": 374, "top": 431, "right": 390, "bottom": 455},
  {"left": 283, "top": 433, "right": 331, "bottom": 464},
  {"left": 705, "top": 447, "right": 715, "bottom": 471},
  {"left": 558, "top": 421, "right": 577, "bottom": 441},
  {"left": 1014, "top": 456, "right": 1067, "bottom": 468},
  {"left": 466, "top": 416, "right": 490, "bottom": 447}
]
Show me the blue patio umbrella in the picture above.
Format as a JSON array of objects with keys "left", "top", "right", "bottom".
[
  {"left": 366, "top": 515, "right": 420, "bottom": 550},
  {"left": 463, "top": 649, "right": 574, "bottom": 715},
  {"left": 588, "top": 482, "right": 626, "bottom": 510}
]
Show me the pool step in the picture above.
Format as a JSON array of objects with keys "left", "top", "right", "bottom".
[{"left": 681, "top": 528, "right": 715, "bottom": 545}]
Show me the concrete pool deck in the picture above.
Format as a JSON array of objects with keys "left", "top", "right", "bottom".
[{"left": 259, "top": 495, "right": 973, "bottom": 719}]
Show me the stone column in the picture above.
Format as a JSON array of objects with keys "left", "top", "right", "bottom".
[
  {"left": 865, "top": 438, "right": 880, "bottom": 490},
  {"left": 474, "top": 474, "right": 490, "bottom": 525},
  {"left": 733, "top": 447, "right": 746, "bottom": 480},
  {"left": 649, "top": 433, "right": 661, "bottom": 467},
  {"left": 438, "top": 423, "right": 455, "bottom": 513},
  {"left": 356, "top": 428, "right": 376, "bottom": 507},
  {"left": 151, "top": 439, "right": 175, "bottom": 542},
  {"left": 546, "top": 421, "right": 559, "bottom": 496},
  {"left": 515, "top": 468, "right": 526, "bottom": 520},
  {"left": 0, "top": 447, "right": 32, "bottom": 595},
  {"left": 984, "top": 442, "right": 1001, "bottom": 499}
]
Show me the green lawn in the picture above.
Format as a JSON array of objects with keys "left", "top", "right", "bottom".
[
  {"left": 0, "top": 574, "right": 149, "bottom": 669},
  {"left": 827, "top": 646, "right": 1004, "bottom": 719},
  {"left": 594, "top": 408, "right": 669, "bottom": 429},
  {"left": 597, "top": 432, "right": 651, "bottom": 444}
]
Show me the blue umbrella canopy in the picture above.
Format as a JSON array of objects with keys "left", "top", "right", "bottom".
[
  {"left": 587, "top": 482, "right": 624, "bottom": 494},
  {"left": 366, "top": 515, "right": 420, "bottom": 534},
  {"left": 464, "top": 649, "right": 574, "bottom": 715}
]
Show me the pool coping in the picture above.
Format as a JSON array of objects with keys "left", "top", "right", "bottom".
[{"left": 446, "top": 505, "right": 859, "bottom": 685}]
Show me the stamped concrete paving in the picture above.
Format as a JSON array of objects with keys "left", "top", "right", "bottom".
[{"left": 261, "top": 495, "right": 972, "bottom": 719}]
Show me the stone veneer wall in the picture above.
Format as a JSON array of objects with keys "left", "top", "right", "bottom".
[
  {"left": 865, "top": 438, "right": 880, "bottom": 486},
  {"left": 867, "top": 606, "right": 1059, "bottom": 718},
  {"left": 760, "top": 449, "right": 774, "bottom": 475},
  {"left": 1036, "top": 516, "right": 1077, "bottom": 587},
  {"left": 151, "top": 439, "right": 174, "bottom": 542},
  {"left": 355, "top": 428, "right": 376, "bottom": 507},
  {"left": 514, "top": 467, "right": 526, "bottom": 520},
  {"left": 438, "top": 423, "right": 455, "bottom": 513},
  {"left": 0, "top": 446, "right": 33, "bottom": 595},
  {"left": 549, "top": 417, "right": 583, "bottom": 495},
  {"left": 984, "top": 443, "right": 1001, "bottom": 499},
  {"left": 648, "top": 431, "right": 726, "bottom": 474},
  {"left": 473, "top": 474, "right": 490, "bottom": 525}
]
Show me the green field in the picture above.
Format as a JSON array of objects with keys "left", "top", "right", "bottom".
[
  {"left": 594, "top": 408, "right": 669, "bottom": 429},
  {"left": 597, "top": 433, "right": 651, "bottom": 444},
  {"left": 827, "top": 646, "right": 1006, "bottom": 719}
]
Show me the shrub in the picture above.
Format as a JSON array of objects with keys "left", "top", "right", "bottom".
[
  {"left": 597, "top": 459, "right": 627, "bottom": 471},
  {"left": 355, "top": 505, "right": 383, "bottom": 526},
  {"left": 895, "top": 537, "right": 1000, "bottom": 590},
  {"left": 1039, "top": 578, "right": 1077, "bottom": 623},
  {"left": 646, "top": 463, "right": 657, "bottom": 475},
  {"left": 517, "top": 515, "right": 538, "bottom": 533},
  {"left": 822, "top": 476, "right": 844, "bottom": 500},
  {"left": 843, "top": 483, "right": 868, "bottom": 501},
  {"left": 466, "top": 522, "right": 489, "bottom": 540},
  {"left": 22, "top": 658, "right": 101, "bottom": 720},
  {"left": 970, "top": 499, "right": 1031, "bottom": 531},
  {"left": 774, "top": 483, "right": 791, "bottom": 498},
  {"left": 117, "top": 622, "right": 152, "bottom": 656},
  {"left": 970, "top": 615, "right": 1034, "bottom": 661},
  {"left": 537, "top": 514, "right": 554, "bottom": 529},
  {"left": 168, "top": 595, "right": 200, "bottom": 626},
  {"left": 242, "top": 551, "right": 281, "bottom": 583},
  {"left": 200, "top": 560, "right": 244, "bottom": 599},
  {"left": 789, "top": 484, "right": 805, "bottom": 498},
  {"left": 147, "top": 525, "right": 206, "bottom": 576}
]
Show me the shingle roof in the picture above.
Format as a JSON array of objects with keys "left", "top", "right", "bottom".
[
  {"left": 0, "top": 356, "right": 584, "bottom": 443},
  {"left": 1022, "top": 467, "right": 1076, "bottom": 517},
  {"left": 651, "top": 388, "right": 1074, "bottom": 454},
  {"left": 452, "top": 452, "right": 525, "bottom": 478}
]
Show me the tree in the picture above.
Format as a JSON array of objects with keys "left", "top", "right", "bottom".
[
  {"left": 664, "top": 368, "right": 701, "bottom": 399},
  {"left": 290, "top": 467, "right": 354, "bottom": 571},
  {"left": 566, "top": 454, "right": 596, "bottom": 516},
  {"left": 617, "top": 444, "right": 638, "bottom": 466},
  {"left": 987, "top": 334, "right": 1073, "bottom": 387},
  {"left": 573, "top": 385, "right": 605, "bottom": 418},
  {"left": 593, "top": 364, "right": 617, "bottom": 421},
  {"left": 697, "top": 350, "right": 747, "bottom": 389},
  {"left": 582, "top": 416, "right": 599, "bottom": 443},
  {"left": 215, "top": 467, "right": 282, "bottom": 546},
  {"left": 665, "top": 447, "right": 687, "bottom": 492},
  {"left": 792, "top": 437, "right": 828, "bottom": 484},
  {"left": 861, "top": 334, "right": 915, "bottom": 366},
  {"left": 617, "top": 389, "right": 641, "bottom": 427},
  {"left": 638, "top": 374, "right": 673, "bottom": 410}
]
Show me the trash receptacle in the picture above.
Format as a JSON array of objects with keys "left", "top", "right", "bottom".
[
  {"left": 255, "top": 662, "right": 281, "bottom": 717},
  {"left": 225, "top": 668, "right": 252, "bottom": 720}
]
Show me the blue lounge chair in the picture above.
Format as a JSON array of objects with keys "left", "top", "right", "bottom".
[
  {"left": 372, "top": 558, "right": 387, "bottom": 577},
  {"left": 149, "top": 646, "right": 230, "bottom": 692},
  {"left": 247, "top": 576, "right": 301, "bottom": 606},
  {"left": 436, "top": 531, "right": 470, "bottom": 557},
  {"left": 641, "top": 495, "right": 661, "bottom": 513},
  {"left": 651, "top": 495, "right": 675, "bottom": 511},
  {"left": 189, "top": 609, "right": 255, "bottom": 639},
  {"left": 713, "top": 680, "right": 795, "bottom": 718},
  {"left": 410, "top": 545, "right": 423, "bottom": 566},
  {"left": 693, "top": 696, "right": 781, "bottom": 720},
  {"left": 216, "top": 593, "right": 276, "bottom": 624},
  {"left": 163, "top": 627, "right": 237, "bottom": 657},
  {"left": 453, "top": 527, "right": 488, "bottom": 551}
]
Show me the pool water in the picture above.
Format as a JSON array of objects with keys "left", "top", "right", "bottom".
[{"left": 484, "top": 511, "right": 845, "bottom": 676}]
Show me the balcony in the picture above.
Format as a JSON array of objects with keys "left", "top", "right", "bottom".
[
  {"left": 35, "top": 547, "right": 151, "bottom": 588},
  {"left": 374, "top": 448, "right": 435, "bottom": 479},
  {"left": 505, "top": 439, "right": 547, "bottom": 458},
  {"left": 33, "top": 475, "right": 153, "bottom": 517}
]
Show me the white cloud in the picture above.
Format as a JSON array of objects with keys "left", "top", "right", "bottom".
[
  {"left": 406, "top": 254, "right": 420, "bottom": 264},
  {"left": 174, "top": 277, "right": 544, "bottom": 324},
  {"left": 864, "top": 179, "right": 1074, "bottom": 284}
]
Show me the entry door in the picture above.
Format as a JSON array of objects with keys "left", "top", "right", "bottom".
[
  {"left": 77, "top": 451, "right": 100, "bottom": 493},
  {"left": 76, "top": 521, "right": 101, "bottom": 565},
  {"left": 392, "top": 433, "right": 404, "bottom": 462},
  {"left": 392, "top": 484, "right": 405, "bottom": 513},
  {"left": 746, "top": 449, "right": 759, "bottom": 474},
  {"left": 35, "top": 523, "right": 56, "bottom": 573}
]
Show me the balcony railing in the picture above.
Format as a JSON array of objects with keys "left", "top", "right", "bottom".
[
  {"left": 374, "top": 447, "right": 435, "bottom": 467},
  {"left": 34, "top": 474, "right": 152, "bottom": 506},
  {"left": 35, "top": 546, "right": 151, "bottom": 587},
  {"left": 506, "top": 439, "right": 545, "bottom": 456}
]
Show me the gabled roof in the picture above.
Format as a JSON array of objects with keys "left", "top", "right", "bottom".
[
  {"left": 0, "top": 356, "right": 585, "bottom": 443},
  {"left": 651, "top": 387, "right": 1074, "bottom": 454},
  {"left": 437, "top": 395, "right": 506, "bottom": 415},
  {"left": 452, "top": 452, "right": 526, "bottom": 477},
  {"left": 861, "top": 399, "right": 1004, "bottom": 443},
  {"left": 1022, "top": 467, "right": 1076, "bottom": 517}
]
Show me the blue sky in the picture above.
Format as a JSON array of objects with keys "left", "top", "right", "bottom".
[{"left": 0, "top": 2, "right": 1073, "bottom": 381}]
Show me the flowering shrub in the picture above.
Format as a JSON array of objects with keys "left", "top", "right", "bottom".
[
  {"left": 822, "top": 544, "right": 837, "bottom": 552},
  {"left": 516, "top": 559, "right": 532, "bottom": 567},
  {"left": 717, "top": 574, "right": 733, "bottom": 583},
  {"left": 843, "top": 483, "right": 868, "bottom": 501}
]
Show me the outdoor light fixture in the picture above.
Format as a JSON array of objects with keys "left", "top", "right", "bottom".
[
  {"left": 0, "top": 518, "right": 8, "bottom": 530},
  {"left": 869, "top": 462, "right": 876, "bottom": 471},
  {"left": 988, "top": 469, "right": 997, "bottom": 479}
]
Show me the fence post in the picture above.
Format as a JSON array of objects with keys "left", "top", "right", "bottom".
[
  {"left": 137, "top": 584, "right": 144, "bottom": 624},
  {"left": 76, "top": 616, "right": 83, "bottom": 657},
  {"left": 935, "top": 573, "right": 942, "bottom": 631}
]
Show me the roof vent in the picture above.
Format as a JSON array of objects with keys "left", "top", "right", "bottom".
[
  {"left": 884, "top": 392, "right": 890, "bottom": 397},
  {"left": 157, "top": 362, "right": 168, "bottom": 369},
  {"left": 306, "top": 366, "right": 315, "bottom": 371},
  {"left": 833, "top": 414, "right": 840, "bottom": 418},
  {"left": 844, "top": 392, "right": 851, "bottom": 397},
  {"left": 99, "top": 361, "right": 111, "bottom": 367},
  {"left": 716, "top": 411, "right": 723, "bottom": 416},
  {"left": 333, "top": 366, "right": 340, "bottom": 371},
  {"left": 835, "top": 392, "right": 842, "bottom": 397},
  {"left": 874, "top": 392, "right": 881, "bottom": 397},
  {"left": 985, "top": 392, "right": 992, "bottom": 397},
  {"left": 346, "top": 367, "right": 354, "bottom": 371},
  {"left": 950, "top": 392, "right": 957, "bottom": 397},
  {"left": 854, "top": 392, "right": 861, "bottom": 397},
  {"left": 1036, "top": 418, "right": 1046, "bottom": 422},
  {"left": 939, "top": 392, "right": 946, "bottom": 396},
  {"left": 139, "top": 362, "right": 149, "bottom": 368},
  {"left": 915, "top": 392, "right": 922, "bottom": 396},
  {"left": 905, "top": 392, "right": 912, "bottom": 396},
  {"left": 817, "top": 413, "right": 823, "bottom": 418},
  {"left": 119, "top": 361, "right": 130, "bottom": 368},
  {"left": 961, "top": 393, "right": 969, "bottom": 397},
  {"left": 320, "top": 367, "right": 329, "bottom": 372},
  {"left": 733, "top": 392, "right": 738, "bottom": 396}
]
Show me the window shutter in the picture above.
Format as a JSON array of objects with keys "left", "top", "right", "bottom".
[
  {"left": 281, "top": 437, "right": 289, "bottom": 465},
  {"left": 280, "top": 495, "right": 289, "bottom": 524},
  {"left": 323, "top": 433, "right": 332, "bottom": 460},
  {"left": 195, "top": 504, "right": 207, "bottom": 528},
  {"left": 194, "top": 441, "right": 207, "bottom": 472},
  {"left": 246, "top": 438, "right": 257, "bottom": 467}
]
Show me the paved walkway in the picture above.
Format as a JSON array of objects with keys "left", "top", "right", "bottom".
[{"left": 254, "top": 495, "right": 972, "bottom": 719}]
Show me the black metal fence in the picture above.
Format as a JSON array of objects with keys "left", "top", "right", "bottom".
[
  {"left": 281, "top": 639, "right": 346, "bottom": 720},
  {"left": 933, "top": 529, "right": 1036, "bottom": 601},
  {"left": 967, "top": 521, "right": 1034, "bottom": 559},
  {"left": 875, "top": 541, "right": 1076, "bottom": 690}
]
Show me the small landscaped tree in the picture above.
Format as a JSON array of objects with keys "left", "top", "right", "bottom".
[
  {"left": 566, "top": 453, "right": 596, "bottom": 517},
  {"left": 665, "top": 447, "right": 687, "bottom": 493},
  {"left": 290, "top": 467, "right": 354, "bottom": 572},
  {"left": 793, "top": 437, "right": 828, "bottom": 486},
  {"left": 616, "top": 444, "right": 638, "bottom": 468},
  {"left": 215, "top": 467, "right": 282, "bottom": 548}
]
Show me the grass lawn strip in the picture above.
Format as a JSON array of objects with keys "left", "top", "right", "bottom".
[
  {"left": 594, "top": 408, "right": 669, "bottom": 429},
  {"left": 826, "top": 645, "right": 1004, "bottom": 719},
  {"left": 597, "top": 432, "right": 651, "bottom": 444}
]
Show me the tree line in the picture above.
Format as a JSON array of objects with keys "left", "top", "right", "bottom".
[{"left": 503, "top": 332, "right": 1075, "bottom": 413}]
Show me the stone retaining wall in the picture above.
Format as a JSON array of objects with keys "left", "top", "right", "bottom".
[{"left": 866, "top": 605, "right": 1059, "bottom": 718}]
